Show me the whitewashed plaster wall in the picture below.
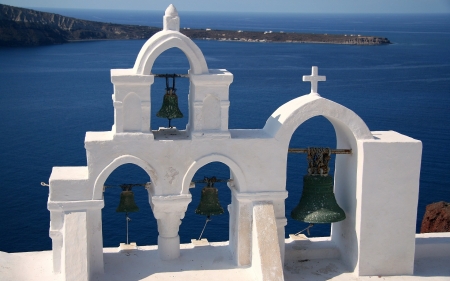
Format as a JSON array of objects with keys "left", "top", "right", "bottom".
[{"left": 47, "top": 4, "right": 423, "bottom": 281}]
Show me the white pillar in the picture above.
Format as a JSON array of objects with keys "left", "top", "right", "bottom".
[
  {"left": 149, "top": 194, "right": 191, "bottom": 260},
  {"left": 231, "top": 190, "right": 288, "bottom": 267},
  {"left": 48, "top": 200, "right": 104, "bottom": 281},
  {"left": 110, "top": 70, "right": 154, "bottom": 134},
  {"left": 356, "top": 131, "right": 422, "bottom": 276},
  {"left": 252, "top": 201, "right": 284, "bottom": 281},
  {"left": 188, "top": 70, "right": 233, "bottom": 139},
  {"left": 49, "top": 210, "right": 64, "bottom": 274},
  {"left": 229, "top": 192, "right": 252, "bottom": 266}
]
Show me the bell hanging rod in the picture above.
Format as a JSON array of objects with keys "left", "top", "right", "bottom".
[
  {"left": 288, "top": 148, "right": 352, "bottom": 154},
  {"left": 192, "top": 176, "right": 229, "bottom": 184},
  {"left": 103, "top": 183, "right": 150, "bottom": 190},
  {"left": 153, "top": 73, "right": 189, "bottom": 78}
]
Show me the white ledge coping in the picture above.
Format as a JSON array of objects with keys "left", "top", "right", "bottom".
[
  {"left": 232, "top": 190, "right": 288, "bottom": 202},
  {"left": 47, "top": 200, "right": 104, "bottom": 211},
  {"left": 49, "top": 167, "right": 88, "bottom": 181}
]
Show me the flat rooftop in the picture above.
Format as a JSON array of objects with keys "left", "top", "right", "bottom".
[{"left": 1, "top": 236, "right": 449, "bottom": 281}]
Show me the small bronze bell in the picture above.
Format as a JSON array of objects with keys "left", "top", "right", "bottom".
[
  {"left": 116, "top": 185, "right": 139, "bottom": 213},
  {"left": 195, "top": 177, "right": 224, "bottom": 216},
  {"left": 156, "top": 76, "right": 183, "bottom": 127},
  {"left": 290, "top": 147, "right": 346, "bottom": 224}
]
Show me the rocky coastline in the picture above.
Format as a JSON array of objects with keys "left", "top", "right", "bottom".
[{"left": 0, "top": 4, "right": 391, "bottom": 47}]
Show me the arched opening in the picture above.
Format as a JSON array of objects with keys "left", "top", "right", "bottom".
[
  {"left": 180, "top": 162, "right": 233, "bottom": 243},
  {"left": 101, "top": 163, "right": 157, "bottom": 247},
  {"left": 151, "top": 48, "right": 190, "bottom": 131},
  {"left": 285, "top": 116, "right": 337, "bottom": 238}
]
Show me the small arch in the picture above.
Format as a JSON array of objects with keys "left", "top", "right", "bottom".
[
  {"left": 263, "top": 95, "right": 373, "bottom": 147},
  {"left": 123, "top": 92, "right": 141, "bottom": 132},
  {"left": 182, "top": 154, "right": 246, "bottom": 194},
  {"left": 133, "top": 32, "right": 209, "bottom": 75},
  {"left": 93, "top": 155, "right": 159, "bottom": 200}
]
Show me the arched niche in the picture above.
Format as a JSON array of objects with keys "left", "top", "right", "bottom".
[
  {"left": 202, "top": 94, "right": 221, "bottom": 130},
  {"left": 93, "top": 155, "right": 159, "bottom": 200},
  {"left": 133, "top": 32, "right": 209, "bottom": 75},
  {"left": 123, "top": 92, "right": 142, "bottom": 132}
]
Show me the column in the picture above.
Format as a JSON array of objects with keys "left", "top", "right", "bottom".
[{"left": 150, "top": 194, "right": 192, "bottom": 260}]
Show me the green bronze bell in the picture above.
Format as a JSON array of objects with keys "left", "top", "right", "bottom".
[
  {"left": 116, "top": 186, "right": 139, "bottom": 213},
  {"left": 291, "top": 175, "right": 346, "bottom": 223},
  {"left": 195, "top": 177, "right": 224, "bottom": 216},
  {"left": 156, "top": 76, "right": 183, "bottom": 127}
]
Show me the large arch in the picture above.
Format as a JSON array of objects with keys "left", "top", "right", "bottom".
[
  {"left": 93, "top": 155, "right": 159, "bottom": 200},
  {"left": 133, "top": 31, "right": 209, "bottom": 75},
  {"left": 181, "top": 154, "right": 247, "bottom": 195},
  {"left": 263, "top": 94, "right": 373, "bottom": 147}
]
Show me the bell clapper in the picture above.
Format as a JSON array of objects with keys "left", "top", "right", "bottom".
[
  {"left": 198, "top": 215, "right": 212, "bottom": 241},
  {"left": 294, "top": 223, "right": 314, "bottom": 237},
  {"left": 125, "top": 212, "right": 132, "bottom": 245}
]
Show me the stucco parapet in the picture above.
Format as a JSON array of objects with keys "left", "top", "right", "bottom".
[
  {"left": 190, "top": 130, "right": 231, "bottom": 140},
  {"left": 85, "top": 132, "right": 155, "bottom": 148},
  {"left": 47, "top": 200, "right": 104, "bottom": 212},
  {"left": 366, "top": 131, "right": 422, "bottom": 144},
  {"left": 111, "top": 69, "right": 154, "bottom": 85},
  {"left": 415, "top": 233, "right": 450, "bottom": 259},
  {"left": 189, "top": 69, "right": 233, "bottom": 85},
  {"left": 229, "top": 129, "right": 273, "bottom": 139},
  {"left": 85, "top": 131, "right": 113, "bottom": 144},
  {"left": 50, "top": 167, "right": 89, "bottom": 181},
  {"left": 232, "top": 190, "right": 288, "bottom": 202}
]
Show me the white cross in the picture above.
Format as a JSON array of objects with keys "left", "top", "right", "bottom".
[{"left": 303, "top": 66, "right": 326, "bottom": 95}]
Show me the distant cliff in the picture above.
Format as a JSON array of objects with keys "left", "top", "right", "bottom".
[
  {"left": 0, "top": 4, "right": 160, "bottom": 46},
  {"left": 181, "top": 29, "right": 391, "bottom": 45},
  {"left": 0, "top": 4, "right": 391, "bottom": 47}
]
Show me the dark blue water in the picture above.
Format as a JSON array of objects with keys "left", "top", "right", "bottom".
[{"left": 0, "top": 11, "right": 449, "bottom": 252}]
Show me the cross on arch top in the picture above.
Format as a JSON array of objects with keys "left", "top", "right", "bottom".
[{"left": 303, "top": 66, "right": 326, "bottom": 96}]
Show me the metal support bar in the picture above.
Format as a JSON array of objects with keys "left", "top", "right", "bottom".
[
  {"left": 153, "top": 73, "right": 189, "bottom": 78},
  {"left": 288, "top": 148, "right": 352, "bottom": 154}
]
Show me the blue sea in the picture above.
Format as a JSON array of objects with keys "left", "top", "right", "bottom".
[{"left": 0, "top": 10, "right": 449, "bottom": 252}]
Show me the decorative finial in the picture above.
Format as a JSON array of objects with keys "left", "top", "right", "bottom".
[
  {"left": 165, "top": 4, "right": 178, "bottom": 17},
  {"left": 303, "top": 66, "right": 326, "bottom": 96},
  {"left": 163, "top": 4, "right": 180, "bottom": 31}
]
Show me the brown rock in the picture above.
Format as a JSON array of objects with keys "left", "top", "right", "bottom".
[{"left": 420, "top": 201, "right": 450, "bottom": 233}]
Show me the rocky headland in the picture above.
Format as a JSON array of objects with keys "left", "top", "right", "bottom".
[
  {"left": 0, "top": 4, "right": 391, "bottom": 47},
  {"left": 421, "top": 201, "right": 450, "bottom": 233}
]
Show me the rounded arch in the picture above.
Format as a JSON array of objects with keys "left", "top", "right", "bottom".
[
  {"left": 263, "top": 94, "right": 373, "bottom": 147},
  {"left": 181, "top": 154, "right": 247, "bottom": 195},
  {"left": 133, "top": 31, "right": 209, "bottom": 75},
  {"left": 93, "top": 155, "right": 159, "bottom": 200}
]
